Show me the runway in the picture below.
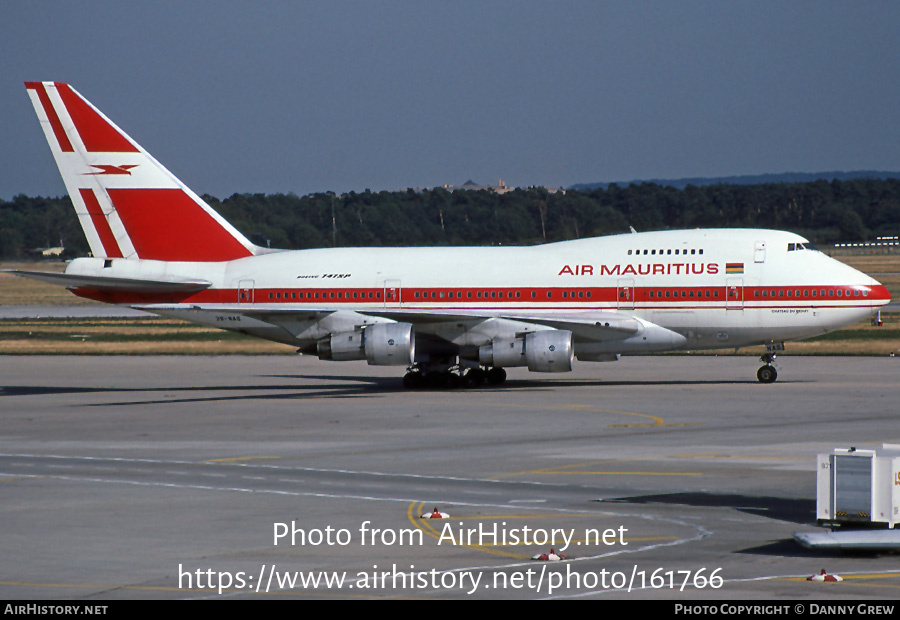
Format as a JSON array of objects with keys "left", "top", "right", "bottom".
[{"left": 2, "top": 354, "right": 900, "bottom": 599}]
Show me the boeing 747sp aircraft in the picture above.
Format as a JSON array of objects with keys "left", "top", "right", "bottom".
[{"left": 13, "top": 82, "right": 891, "bottom": 387}]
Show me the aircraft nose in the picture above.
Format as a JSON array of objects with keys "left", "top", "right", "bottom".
[{"left": 868, "top": 283, "right": 891, "bottom": 307}]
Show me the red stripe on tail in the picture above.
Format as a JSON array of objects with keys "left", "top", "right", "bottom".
[
  {"left": 25, "top": 82, "right": 74, "bottom": 153},
  {"left": 55, "top": 83, "right": 139, "bottom": 153},
  {"left": 79, "top": 189, "right": 124, "bottom": 258},
  {"left": 107, "top": 188, "right": 253, "bottom": 262}
]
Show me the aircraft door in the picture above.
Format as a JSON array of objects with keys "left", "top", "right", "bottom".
[
  {"left": 754, "top": 241, "right": 767, "bottom": 263},
  {"left": 617, "top": 278, "right": 635, "bottom": 310},
  {"left": 383, "top": 279, "right": 402, "bottom": 309},
  {"left": 726, "top": 278, "right": 743, "bottom": 310},
  {"left": 238, "top": 279, "right": 254, "bottom": 304}
]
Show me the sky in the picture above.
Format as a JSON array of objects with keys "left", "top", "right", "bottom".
[{"left": 2, "top": 1, "right": 899, "bottom": 200}]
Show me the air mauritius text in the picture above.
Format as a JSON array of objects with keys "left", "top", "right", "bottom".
[{"left": 273, "top": 521, "right": 627, "bottom": 553}]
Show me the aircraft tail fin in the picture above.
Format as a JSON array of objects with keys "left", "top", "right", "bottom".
[{"left": 25, "top": 82, "right": 258, "bottom": 262}]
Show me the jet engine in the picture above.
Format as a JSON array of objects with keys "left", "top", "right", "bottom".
[
  {"left": 364, "top": 322, "right": 415, "bottom": 366},
  {"left": 317, "top": 322, "right": 415, "bottom": 366},
  {"left": 478, "top": 330, "right": 574, "bottom": 372}
]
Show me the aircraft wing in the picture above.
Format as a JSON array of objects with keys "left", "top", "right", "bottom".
[
  {"left": 140, "top": 304, "right": 647, "bottom": 344},
  {"left": 6, "top": 270, "right": 212, "bottom": 293},
  {"left": 364, "top": 308, "right": 642, "bottom": 342}
]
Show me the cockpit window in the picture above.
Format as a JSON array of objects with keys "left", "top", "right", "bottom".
[{"left": 787, "top": 242, "right": 816, "bottom": 251}]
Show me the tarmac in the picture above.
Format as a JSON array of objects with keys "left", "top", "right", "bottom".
[{"left": 2, "top": 354, "right": 899, "bottom": 600}]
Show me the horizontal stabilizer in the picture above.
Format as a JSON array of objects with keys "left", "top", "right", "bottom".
[{"left": 6, "top": 270, "right": 211, "bottom": 293}]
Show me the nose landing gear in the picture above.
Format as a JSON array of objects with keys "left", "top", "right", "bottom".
[
  {"left": 756, "top": 363, "right": 777, "bottom": 383},
  {"left": 757, "top": 343, "right": 783, "bottom": 383}
]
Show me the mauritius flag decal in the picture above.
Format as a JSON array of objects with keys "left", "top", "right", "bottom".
[{"left": 726, "top": 262, "right": 744, "bottom": 274}]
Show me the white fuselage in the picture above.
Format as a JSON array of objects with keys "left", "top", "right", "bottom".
[{"left": 67, "top": 228, "right": 888, "bottom": 355}]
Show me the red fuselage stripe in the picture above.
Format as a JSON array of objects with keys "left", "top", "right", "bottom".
[{"left": 73, "top": 283, "right": 890, "bottom": 307}]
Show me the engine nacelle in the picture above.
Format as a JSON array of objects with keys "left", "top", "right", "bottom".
[
  {"left": 317, "top": 330, "right": 366, "bottom": 361},
  {"left": 524, "top": 330, "right": 574, "bottom": 372},
  {"left": 478, "top": 337, "right": 526, "bottom": 367},
  {"left": 478, "top": 330, "right": 574, "bottom": 373},
  {"left": 364, "top": 322, "right": 415, "bottom": 366}
]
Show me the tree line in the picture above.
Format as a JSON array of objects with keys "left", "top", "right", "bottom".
[{"left": 2, "top": 178, "right": 899, "bottom": 258}]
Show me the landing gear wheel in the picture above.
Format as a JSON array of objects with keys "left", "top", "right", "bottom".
[
  {"left": 461, "top": 368, "right": 485, "bottom": 389},
  {"left": 757, "top": 365, "right": 777, "bottom": 384},
  {"left": 485, "top": 367, "right": 507, "bottom": 386},
  {"left": 403, "top": 371, "right": 423, "bottom": 389},
  {"left": 424, "top": 371, "right": 446, "bottom": 389}
]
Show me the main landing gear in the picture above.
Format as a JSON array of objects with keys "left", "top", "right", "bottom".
[
  {"left": 756, "top": 343, "right": 784, "bottom": 384},
  {"left": 402, "top": 365, "right": 507, "bottom": 390}
]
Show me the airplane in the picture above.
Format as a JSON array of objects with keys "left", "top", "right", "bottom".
[{"left": 12, "top": 82, "right": 891, "bottom": 388}]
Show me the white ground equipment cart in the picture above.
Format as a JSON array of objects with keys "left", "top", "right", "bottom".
[
  {"left": 795, "top": 445, "right": 900, "bottom": 550},
  {"left": 817, "top": 445, "right": 900, "bottom": 528}
]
